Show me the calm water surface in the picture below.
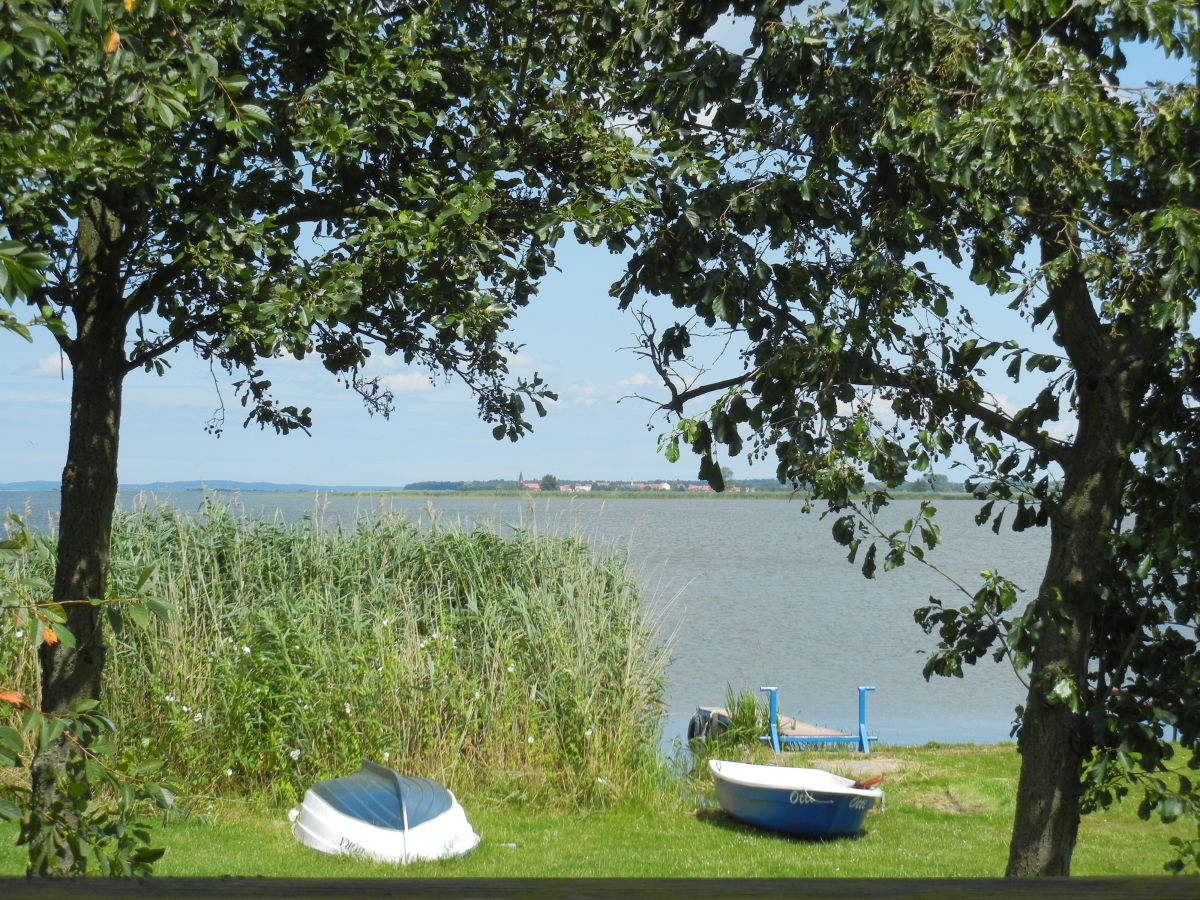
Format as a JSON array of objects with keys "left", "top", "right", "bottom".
[{"left": 3, "top": 490, "right": 1045, "bottom": 748}]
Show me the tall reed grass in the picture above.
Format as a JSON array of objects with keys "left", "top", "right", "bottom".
[{"left": 1, "top": 498, "right": 669, "bottom": 807}]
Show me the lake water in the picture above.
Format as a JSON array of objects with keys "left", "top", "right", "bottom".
[{"left": 2, "top": 490, "right": 1044, "bottom": 748}]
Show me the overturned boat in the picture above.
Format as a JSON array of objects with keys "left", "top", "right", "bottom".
[{"left": 293, "top": 760, "right": 479, "bottom": 863}]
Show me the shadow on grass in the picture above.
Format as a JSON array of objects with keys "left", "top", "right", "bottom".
[{"left": 691, "top": 808, "right": 872, "bottom": 844}]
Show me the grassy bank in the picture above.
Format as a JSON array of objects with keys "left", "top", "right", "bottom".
[
  {"left": 1, "top": 501, "right": 668, "bottom": 807},
  {"left": 0, "top": 743, "right": 1190, "bottom": 877}
]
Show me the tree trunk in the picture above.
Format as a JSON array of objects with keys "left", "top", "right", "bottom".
[
  {"left": 27, "top": 198, "right": 128, "bottom": 876},
  {"left": 1004, "top": 276, "right": 1148, "bottom": 874},
  {"left": 1003, "top": 503, "right": 1096, "bottom": 876}
]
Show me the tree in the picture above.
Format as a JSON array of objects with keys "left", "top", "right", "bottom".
[
  {"left": 0, "top": 0, "right": 647, "bottom": 874},
  {"left": 617, "top": 0, "right": 1199, "bottom": 876},
  {"left": 540, "top": 473, "right": 559, "bottom": 491}
]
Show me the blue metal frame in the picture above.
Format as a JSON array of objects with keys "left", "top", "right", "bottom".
[{"left": 759, "top": 685, "right": 877, "bottom": 754}]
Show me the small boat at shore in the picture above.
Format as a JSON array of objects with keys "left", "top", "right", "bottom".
[
  {"left": 293, "top": 760, "right": 479, "bottom": 863},
  {"left": 709, "top": 759, "right": 883, "bottom": 838}
]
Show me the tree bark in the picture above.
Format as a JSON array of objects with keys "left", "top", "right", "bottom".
[
  {"left": 27, "top": 197, "right": 128, "bottom": 875},
  {"left": 1004, "top": 489, "right": 1100, "bottom": 876},
  {"left": 1004, "top": 245, "right": 1150, "bottom": 874}
]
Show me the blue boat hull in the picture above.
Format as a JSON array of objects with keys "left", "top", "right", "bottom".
[{"left": 709, "top": 760, "right": 882, "bottom": 838}]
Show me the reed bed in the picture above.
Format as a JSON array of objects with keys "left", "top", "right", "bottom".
[{"left": 1, "top": 499, "right": 669, "bottom": 808}]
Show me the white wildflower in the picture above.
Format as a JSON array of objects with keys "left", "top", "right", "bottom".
[
  {"left": 584, "top": 728, "right": 593, "bottom": 738},
  {"left": 287, "top": 808, "right": 300, "bottom": 823},
  {"left": 225, "top": 768, "right": 233, "bottom": 777},
  {"left": 14, "top": 629, "right": 24, "bottom": 638},
  {"left": 383, "top": 751, "right": 390, "bottom": 763},
  {"left": 527, "top": 736, "right": 535, "bottom": 744},
  {"left": 193, "top": 712, "right": 203, "bottom": 723},
  {"left": 343, "top": 702, "right": 352, "bottom": 715},
  {"left": 165, "top": 694, "right": 175, "bottom": 703},
  {"left": 242, "top": 645, "right": 251, "bottom": 654},
  {"left": 288, "top": 748, "right": 301, "bottom": 760},
  {"left": 182, "top": 705, "right": 191, "bottom": 713},
  {"left": 506, "top": 664, "right": 514, "bottom": 673}
]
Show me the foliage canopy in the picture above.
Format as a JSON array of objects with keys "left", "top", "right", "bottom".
[
  {"left": 0, "top": 0, "right": 651, "bottom": 874},
  {"left": 615, "top": 0, "right": 1200, "bottom": 876}
]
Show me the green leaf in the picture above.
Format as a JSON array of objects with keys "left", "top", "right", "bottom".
[
  {"left": 0, "top": 725, "right": 22, "bottom": 755},
  {"left": 41, "top": 602, "right": 67, "bottom": 624},
  {"left": 128, "top": 603, "right": 151, "bottom": 629},
  {"left": 238, "top": 103, "right": 271, "bottom": 124}
]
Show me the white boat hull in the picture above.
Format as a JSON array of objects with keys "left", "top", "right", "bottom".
[{"left": 293, "top": 761, "right": 480, "bottom": 863}]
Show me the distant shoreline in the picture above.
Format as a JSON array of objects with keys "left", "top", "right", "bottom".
[{"left": 1, "top": 487, "right": 978, "bottom": 501}]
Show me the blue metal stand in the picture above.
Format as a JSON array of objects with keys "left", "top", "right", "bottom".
[
  {"left": 758, "top": 684, "right": 877, "bottom": 754},
  {"left": 762, "top": 685, "right": 781, "bottom": 753},
  {"left": 856, "top": 685, "right": 876, "bottom": 753}
]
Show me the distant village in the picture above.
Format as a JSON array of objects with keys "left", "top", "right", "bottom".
[
  {"left": 401, "top": 474, "right": 967, "bottom": 494},
  {"left": 402, "top": 477, "right": 757, "bottom": 493},
  {"left": 515, "top": 480, "right": 749, "bottom": 493}
]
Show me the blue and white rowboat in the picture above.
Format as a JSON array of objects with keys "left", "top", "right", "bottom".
[
  {"left": 293, "top": 760, "right": 479, "bottom": 863},
  {"left": 709, "top": 759, "right": 883, "bottom": 838}
]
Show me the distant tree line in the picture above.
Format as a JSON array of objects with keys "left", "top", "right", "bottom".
[
  {"left": 400, "top": 476, "right": 968, "bottom": 493},
  {"left": 403, "top": 480, "right": 521, "bottom": 492}
]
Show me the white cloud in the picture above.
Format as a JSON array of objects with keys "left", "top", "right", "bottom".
[
  {"left": 28, "top": 353, "right": 69, "bottom": 378},
  {"left": 560, "top": 373, "right": 664, "bottom": 408},
  {"left": 566, "top": 381, "right": 607, "bottom": 399},
  {"left": 835, "top": 392, "right": 897, "bottom": 423},
  {"left": 617, "top": 373, "right": 655, "bottom": 388},
  {"left": 360, "top": 353, "right": 399, "bottom": 373},
  {"left": 989, "top": 392, "right": 1020, "bottom": 415},
  {"left": 7, "top": 389, "right": 69, "bottom": 405},
  {"left": 381, "top": 373, "right": 435, "bottom": 393},
  {"left": 1048, "top": 418, "right": 1077, "bottom": 441}
]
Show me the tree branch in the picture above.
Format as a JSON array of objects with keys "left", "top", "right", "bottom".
[
  {"left": 1039, "top": 226, "right": 1107, "bottom": 374},
  {"left": 274, "top": 196, "right": 379, "bottom": 227},
  {"left": 123, "top": 313, "right": 222, "bottom": 374},
  {"left": 643, "top": 328, "right": 1072, "bottom": 464},
  {"left": 121, "top": 258, "right": 190, "bottom": 322}
]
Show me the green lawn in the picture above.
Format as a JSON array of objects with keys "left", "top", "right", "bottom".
[{"left": 0, "top": 744, "right": 1192, "bottom": 878}]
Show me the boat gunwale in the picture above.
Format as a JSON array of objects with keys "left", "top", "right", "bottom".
[{"left": 708, "top": 760, "right": 884, "bottom": 799}]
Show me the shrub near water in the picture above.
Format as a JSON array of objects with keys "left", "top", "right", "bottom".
[{"left": 3, "top": 500, "right": 668, "bottom": 808}]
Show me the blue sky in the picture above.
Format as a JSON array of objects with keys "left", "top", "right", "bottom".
[
  {"left": 3, "top": 240, "right": 704, "bottom": 486},
  {"left": 2, "top": 27, "right": 1184, "bottom": 488}
]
